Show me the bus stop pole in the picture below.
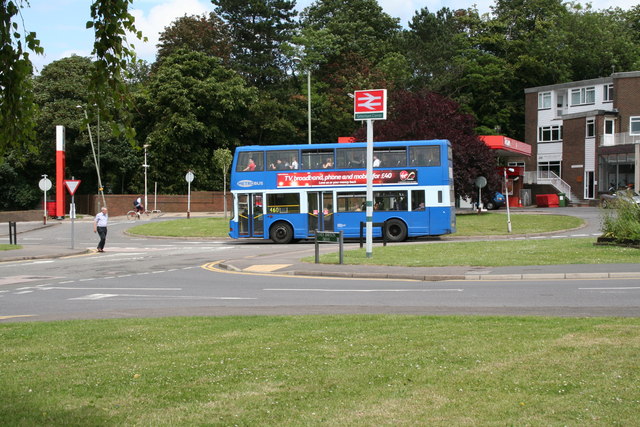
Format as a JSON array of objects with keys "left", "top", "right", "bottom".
[{"left": 365, "top": 119, "right": 374, "bottom": 258}]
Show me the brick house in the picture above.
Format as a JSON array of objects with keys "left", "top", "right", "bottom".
[{"left": 524, "top": 71, "right": 640, "bottom": 204}]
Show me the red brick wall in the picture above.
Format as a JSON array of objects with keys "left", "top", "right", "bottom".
[
  {"left": 614, "top": 75, "right": 640, "bottom": 133},
  {"left": 75, "top": 192, "right": 233, "bottom": 216},
  {"left": 561, "top": 117, "right": 586, "bottom": 196},
  {"left": 524, "top": 91, "right": 539, "bottom": 172}
]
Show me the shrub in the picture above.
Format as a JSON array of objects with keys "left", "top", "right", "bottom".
[{"left": 601, "top": 198, "right": 640, "bottom": 242}]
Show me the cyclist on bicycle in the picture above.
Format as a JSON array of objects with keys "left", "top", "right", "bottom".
[{"left": 133, "top": 196, "right": 144, "bottom": 214}]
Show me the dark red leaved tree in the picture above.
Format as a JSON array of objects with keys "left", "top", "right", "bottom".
[{"left": 354, "top": 89, "right": 501, "bottom": 202}]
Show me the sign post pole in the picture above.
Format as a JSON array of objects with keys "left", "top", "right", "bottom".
[
  {"left": 365, "top": 119, "right": 374, "bottom": 258},
  {"left": 64, "top": 179, "right": 81, "bottom": 249},
  {"left": 39, "top": 175, "right": 52, "bottom": 225},
  {"left": 353, "top": 89, "right": 387, "bottom": 259},
  {"left": 185, "top": 171, "right": 195, "bottom": 219}
]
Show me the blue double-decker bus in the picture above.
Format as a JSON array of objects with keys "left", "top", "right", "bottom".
[{"left": 229, "top": 140, "right": 456, "bottom": 243}]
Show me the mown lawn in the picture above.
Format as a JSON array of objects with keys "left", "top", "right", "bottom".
[
  {"left": 126, "top": 213, "right": 583, "bottom": 239},
  {"left": 0, "top": 244, "right": 21, "bottom": 251},
  {"left": 310, "top": 237, "right": 639, "bottom": 267},
  {"left": 127, "top": 217, "right": 228, "bottom": 238},
  {"left": 1, "top": 315, "right": 638, "bottom": 425}
]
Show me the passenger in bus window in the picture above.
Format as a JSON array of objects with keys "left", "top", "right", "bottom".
[
  {"left": 323, "top": 157, "right": 334, "bottom": 168},
  {"left": 373, "top": 155, "right": 381, "bottom": 167},
  {"left": 290, "top": 157, "right": 299, "bottom": 169},
  {"left": 243, "top": 158, "right": 256, "bottom": 171},
  {"left": 269, "top": 159, "right": 285, "bottom": 170}
]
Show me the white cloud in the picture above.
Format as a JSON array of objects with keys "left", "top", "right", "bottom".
[{"left": 129, "top": 0, "right": 214, "bottom": 61}]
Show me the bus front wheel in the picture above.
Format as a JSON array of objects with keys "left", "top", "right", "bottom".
[
  {"left": 270, "top": 222, "right": 294, "bottom": 244},
  {"left": 384, "top": 219, "right": 407, "bottom": 242}
]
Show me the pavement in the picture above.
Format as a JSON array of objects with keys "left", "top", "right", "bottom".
[{"left": 2, "top": 211, "right": 640, "bottom": 281}]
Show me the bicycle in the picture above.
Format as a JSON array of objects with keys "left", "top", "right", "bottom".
[{"left": 126, "top": 206, "right": 150, "bottom": 221}]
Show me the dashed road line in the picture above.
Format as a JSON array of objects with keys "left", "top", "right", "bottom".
[{"left": 264, "top": 288, "right": 463, "bottom": 293}]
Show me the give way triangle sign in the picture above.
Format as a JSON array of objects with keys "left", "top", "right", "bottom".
[{"left": 64, "top": 180, "right": 81, "bottom": 196}]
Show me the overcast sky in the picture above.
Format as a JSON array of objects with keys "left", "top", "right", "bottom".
[{"left": 20, "top": 0, "right": 636, "bottom": 72}]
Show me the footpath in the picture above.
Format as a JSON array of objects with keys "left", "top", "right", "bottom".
[{"left": 2, "top": 213, "right": 640, "bottom": 281}]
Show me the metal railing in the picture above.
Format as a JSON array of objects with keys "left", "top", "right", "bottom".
[
  {"left": 527, "top": 170, "right": 580, "bottom": 201},
  {"left": 599, "top": 132, "right": 640, "bottom": 147}
]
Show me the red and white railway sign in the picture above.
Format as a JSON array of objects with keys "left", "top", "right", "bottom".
[{"left": 354, "top": 89, "right": 387, "bottom": 120}]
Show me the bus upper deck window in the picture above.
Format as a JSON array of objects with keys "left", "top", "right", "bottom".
[
  {"left": 410, "top": 146, "right": 440, "bottom": 167},
  {"left": 237, "top": 151, "right": 264, "bottom": 172}
]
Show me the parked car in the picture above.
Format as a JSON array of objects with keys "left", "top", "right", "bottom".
[
  {"left": 485, "top": 192, "right": 506, "bottom": 210},
  {"left": 600, "top": 189, "right": 640, "bottom": 208}
]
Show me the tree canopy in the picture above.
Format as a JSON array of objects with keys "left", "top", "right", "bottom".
[{"left": 2, "top": 0, "right": 640, "bottom": 207}]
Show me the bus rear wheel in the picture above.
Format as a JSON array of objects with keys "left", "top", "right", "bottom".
[
  {"left": 384, "top": 219, "right": 407, "bottom": 242},
  {"left": 270, "top": 222, "right": 294, "bottom": 244}
]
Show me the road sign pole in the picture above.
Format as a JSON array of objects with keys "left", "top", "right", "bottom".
[
  {"left": 63, "top": 178, "right": 81, "bottom": 249},
  {"left": 185, "top": 171, "right": 194, "bottom": 219},
  {"left": 353, "top": 89, "right": 386, "bottom": 258},
  {"left": 366, "top": 119, "right": 374, "bottom": 258},
  {"left": 43, "top": 186, "right": 47, "bottom": 225},
  {"left": 39, "top": 174, "right": 52, "bottom": 225},
  {"left": 70, "top": 194, "right": 75, "bottom": 249}
]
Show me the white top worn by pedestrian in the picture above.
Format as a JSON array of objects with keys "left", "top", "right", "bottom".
[
  {"left": 93, "top": 207, "right": 108, "bottom": 252},
  {"left": 94, "top": 208, "right": 108, "bottom": 227}
]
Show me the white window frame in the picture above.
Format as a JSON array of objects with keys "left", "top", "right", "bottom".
[
  {"left": 538, "top": 125, "right": 563, "bottom": 142},
  {"left": 538, "top": 92, "right": 551, "bottom": 110},
  {"left": 631, "top": 117, "right": 640, "bottom": 135},
  {"left": 603, "top": 84, "right": 614, "bottom": 102},
  {"left": 570, "top": 87, "right": 595, "bottom": 106},
  {"left": 586, "top": 118, "right": 595, "bottom": 138}
]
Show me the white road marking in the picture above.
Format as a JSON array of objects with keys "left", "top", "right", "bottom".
[
  {"left": 0, "top": 275, "right": 59, "bottom": 286},
  {"left": 579, "top": 286, "right": 640, "bottom": 290},
  {"left": 264, "top": 288, "right": 463, "bottom": 292},
  {"left": 40, "top": 287, "right": 182, "bottom": 291},
  {"left": 69, "top": 294, "right": 255, "bottom": 301}
]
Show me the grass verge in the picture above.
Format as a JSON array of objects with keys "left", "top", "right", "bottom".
[
  {"left": 455, "top": 212, "right": 583, "bottom": 235},
  {"left": 127, "top": 217, "right": 228, "bottom": 238},
  {"left": 0, "top": 244, "right": 21, "bottom": 251},
  {"left": 125, "top": 213, "right": 581, "bottom": 239},
  {"left": 308, "top": 238, "right": 639, "bottom": 266},
  {"left": 1, "top": 316, "right": 638, "bottom": 425}
]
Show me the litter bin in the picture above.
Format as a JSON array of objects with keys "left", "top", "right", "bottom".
[
  {"left": 558, "top": 193, "right": 566, "bottom": 207},
  {"left": 44, "top": 201, "right": 57, "bottom": 217}
]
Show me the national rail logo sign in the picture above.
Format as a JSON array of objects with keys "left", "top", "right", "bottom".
[{"left": 354, "top": 89, "right": 387, "bottom": 120}]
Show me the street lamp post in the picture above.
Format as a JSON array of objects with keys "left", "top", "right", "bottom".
[
  {"left": 143, "top": 144, "right": 150, "bottom": 212},
  {"left": 307, "top": 69, "right": 311, "bottom": 144},
  {"left": 77, "top": 105, "right": 106, "bottom": 208},
  {"left": 293, "top": 57, "right": 312, "bottom": 145}
]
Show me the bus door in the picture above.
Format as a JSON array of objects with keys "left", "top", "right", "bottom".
[
  {"left": 307, "top": 191, "right": 334, "bottom": 234},
  {"left": 237, "top": 193, "right": 264, "bottom": 237}
]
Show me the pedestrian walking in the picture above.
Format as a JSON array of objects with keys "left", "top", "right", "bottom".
[{"left": 93, "top": 207, "right": 108, "bottom": 252}]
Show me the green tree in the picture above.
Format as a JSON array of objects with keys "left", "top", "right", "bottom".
[
  {"left": 354, "top": 89, "right": 500, "bottom": 202},
  {"left": 212, "top": 147, "right": 232, "bottom": 217},
  {"left": 0, "top": 0, "right": 42, "bottom": 157},
  {"left": 156, "top": 12, "right": 232, "bottom": 64},
  {"left": 212, "top": 0, "right": 297, "bottom": 87},
  {"left": 298, "top": 0, "right": 401, "bottom": 68},
  {"left": 1, "top": 0, "right": 144, "bottom": 159},
  {"left": 295, "top": 0, "right": 404, "bottom": 144},
  {"left": 137, "top": 50, "right": 257, "bottom": 193},
  {"left": 32, "top": 55, "right": 138, "bottom": 196},
  {"left": 86, "top": 0, "right": 146, "bottom": 139}
]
